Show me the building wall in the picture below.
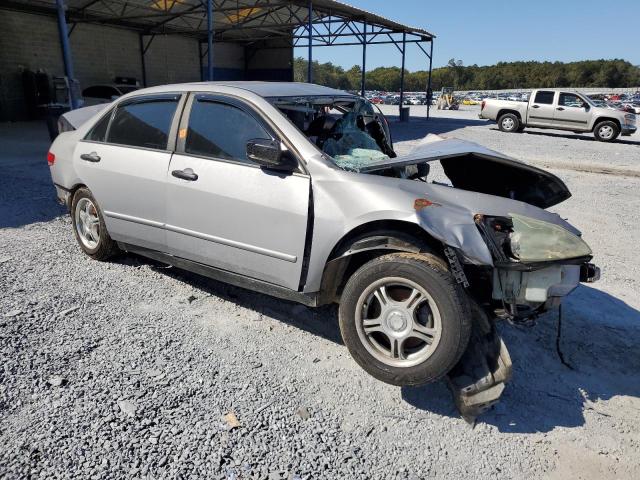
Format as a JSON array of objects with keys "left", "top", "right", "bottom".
[
  {"left": 144, "top": 35, "right": 200, "bottom": 86},
  {"left": 0, "top": 10, "right": 293, "bottom": 121},
  {"left": 0, "top": 10, "right": 62, "bottom": 121},
  {"left": 246, "top": 40, "right": 293, "bottom": 81},
  {"left": 0, "top": 11, "right": 201, "bottom": 121}
]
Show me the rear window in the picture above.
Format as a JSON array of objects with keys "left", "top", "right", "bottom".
[
  {"left": 534, "top": 91, "right": 555, "bottom": 105},
  {"left": 86, "top": 111, "right": 111, "bottom": 142},
  {"left": 107, "top": 96, "right": 179, "bottom": 150}
]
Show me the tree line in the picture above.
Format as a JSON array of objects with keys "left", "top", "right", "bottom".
[{"left": 293, "top": 57, "right": 640, "bottom": 92}]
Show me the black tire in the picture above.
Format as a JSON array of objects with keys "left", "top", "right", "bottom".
[
  {"left": 71, "top": 187, "right": 119, "bottom": 260},
  {"left": 593, "top": 120, "right": 620, "bottom": 142},
  {"left": 497, "top": 113, "right": 520, "bottom": 132},
  {"left": 338, "top": 252, "right": 472, "bottom": 386}
]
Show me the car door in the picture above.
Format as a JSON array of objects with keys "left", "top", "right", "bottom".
[
  {"left": 527, "top": 90, "right": 557, "bottom": 127},
  {"left": 165, "top": 93, "right": 311, "bottom": 290},
  {"left": 74, "top": 93, "right": 184, "bottom": 252},
  {"left": 552, "top": 92, "right": 591, "bottom": 131}
]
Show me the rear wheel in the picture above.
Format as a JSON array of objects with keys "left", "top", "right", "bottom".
[
  {"left": 71, "top": 188, "right": 119, "bottom": 260},
  {"left": 593, "top": 121, "right": 619, "bottom": 142},
  {"left": 338, "top": 253, "right": 472, "bottom": 386},
  {"left": 498, "top": 113, "right": 520, "bottom": 133}
]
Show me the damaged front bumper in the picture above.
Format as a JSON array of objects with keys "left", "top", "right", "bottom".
[
  {"left": 492, "top": 260, "right": 600, "bottom": 315},
  {"left": 447, "top": 260, "right": 600, "bottom": 422}
]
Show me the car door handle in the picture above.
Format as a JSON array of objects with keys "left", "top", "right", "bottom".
[
  {"left": 172, "top": 168, "right": 198, "bottom": 181},
  {"left": 556, "top": 107, "right": 565, "bottom": 111},
  {"left": 532, "top": 105, "right": 540, "bottom": 109},
  {"left": 80, "top": 152, "right": 101, "bottom": 162}
]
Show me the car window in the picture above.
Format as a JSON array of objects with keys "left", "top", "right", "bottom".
[
  {"left": 83, "top": 86, "right": 115, "bottom": 99},
  {"left": 85, "top": 110, "right": 112, "bottom": 142},
  {"left": 558, "top": 93, "right": 585, "bottom": 108},
  {"left": 82, "top": 86, "right": 100, "bottom": 98},
  {"left": 185, "top": 98, "right": 271, "bottom": 163},
  {"left": 534, "top": 91, "right": 555, "bottom": 105},
  {"left": 107, "top": 97, "right": 179, "bottom": 150}
]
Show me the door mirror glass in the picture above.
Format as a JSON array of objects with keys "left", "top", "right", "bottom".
[{"left": 247, "top": 139, "right": 295, "bottom": 171}]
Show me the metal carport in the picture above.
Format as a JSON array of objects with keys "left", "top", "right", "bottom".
[{"left": 0, "top": 0, "right": 435, "bottom": 117}]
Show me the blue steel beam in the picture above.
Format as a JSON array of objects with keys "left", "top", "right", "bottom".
[
  {"left": 55, "top": 0, "right": 79, "bottom": 109},
  {"left": 307, "top": 0, "right": 313, "bottom": 82},
  {"left": 206, "top": 0, "right": 213, "bottom": 80}
]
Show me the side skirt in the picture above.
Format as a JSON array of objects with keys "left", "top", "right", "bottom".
[{"left": 118, "top": 242, "right": 319, "bottom": 307}]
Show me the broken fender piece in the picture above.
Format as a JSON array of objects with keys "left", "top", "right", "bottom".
[{"left": 446, "top": 304, "right": 513, "bottom": 423}]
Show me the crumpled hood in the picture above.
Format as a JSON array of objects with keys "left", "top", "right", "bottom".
[
  {"left": 361, "top": 135, "right": 572, "bottom": 209},
  {"left": 394, "top": 177, "right": 580, "bottom": 266}
]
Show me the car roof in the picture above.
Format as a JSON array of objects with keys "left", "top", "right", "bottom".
[{"left": 131, "top": 81, "right": 354, "bottom": 98}]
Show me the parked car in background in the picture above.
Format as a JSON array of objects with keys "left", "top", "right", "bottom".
[
  {"left": 480, "top": 89, "right": 637, "bottom": 142},
  {"left": 82, "top": 84, "right": 140, "bottom": 106},
  {"left": 47, "top": 81, "right": 600, "bottom": 419}
]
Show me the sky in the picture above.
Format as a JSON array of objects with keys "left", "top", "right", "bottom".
[{"left": 294, "top": 0, "right": 640, "bottom": 72}]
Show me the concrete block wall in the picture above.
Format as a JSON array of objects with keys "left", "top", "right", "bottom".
[
  {"left": 0, "top": 10, "right": 201, "bottom": 121},
  {"left": 0, "top": 10, "right": 63, "bottom": 121},
  {"left": 0, "top": 10, "right": 293, "bottom": 121},
  {"left": 144, "top": 35, "right": 200, "bottom": 86}
]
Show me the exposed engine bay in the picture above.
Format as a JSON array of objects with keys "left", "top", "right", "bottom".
[{"left": 272, "top": 95, "right": 601, "bottom": 420}]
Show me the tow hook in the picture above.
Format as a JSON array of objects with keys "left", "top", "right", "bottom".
[{"left": 446, "top": 303, "right": 513, "bottom": 423}]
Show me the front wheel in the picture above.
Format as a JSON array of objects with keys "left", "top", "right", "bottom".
[
  {"left": 338, "top": 253, "right": 472, "bottom": 386},
  {"left": 593, "top": 121, "right": 620, "bottom": 142}
]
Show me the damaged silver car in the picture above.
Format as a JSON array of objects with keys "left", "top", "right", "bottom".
[{"left": 48, "top": 82, "right": 600, "bottom": 420}]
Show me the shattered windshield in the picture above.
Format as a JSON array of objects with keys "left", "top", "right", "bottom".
[{"left": 268, "top": 95, "right": 395, "bottom": 171}]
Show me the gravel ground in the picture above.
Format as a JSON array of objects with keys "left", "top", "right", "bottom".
[{"left": 1, "top": 111, "right": 640, "bottom": 479}]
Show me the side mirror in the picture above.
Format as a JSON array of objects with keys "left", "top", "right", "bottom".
[{"left": 247, "top": 138, "right": 296, "bottom": 172}]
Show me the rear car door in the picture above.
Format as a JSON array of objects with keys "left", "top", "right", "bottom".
[
  {"left": 552, "top": 92, "right": 591, "bottom": 131},
  {"left": 527, "top": 90, "right": 557, "bottom": 127},
  {"left": 165, "top": 93, "right": 311, "bottom": 290},
  {"left": 74, "top": 93, "right": 183, "bottom": 252}
]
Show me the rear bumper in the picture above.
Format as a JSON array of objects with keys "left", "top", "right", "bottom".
[{"left": 53, "top": 183, "right": 72, "bottom": 209}]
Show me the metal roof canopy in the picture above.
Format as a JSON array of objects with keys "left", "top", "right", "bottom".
[{"left": 1, "top": 0, "right": 435, "bottom": 117}]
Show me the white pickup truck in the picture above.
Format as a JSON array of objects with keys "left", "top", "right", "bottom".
[{"left": 479, "top": 89, "right": 637, "bottom": 142}]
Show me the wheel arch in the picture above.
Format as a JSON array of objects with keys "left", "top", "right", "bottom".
[
  {"left": 316, "top": 220, "right": 445, "bottom": 305},
  {"left": 497, "top": 109, "right": 522, "bottom": 121},
  {"left": 592, "top": 116, "right": 621, "bottom": 131},
  {"left": 66, "top": 182, "right": 88, "bottom": 210}
]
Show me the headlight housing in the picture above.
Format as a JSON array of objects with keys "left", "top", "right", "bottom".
[
  {"left": 476, "top": 213, "right": 592, "bottom": 264},
  {"left": 508, "top": 214, "right": 591, "bottom": 262}
]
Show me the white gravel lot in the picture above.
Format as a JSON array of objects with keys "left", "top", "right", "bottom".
[{"left": 1, "top": 108, "right": 639, "bottom": 479}]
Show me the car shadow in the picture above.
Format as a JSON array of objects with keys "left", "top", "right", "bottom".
[
  {"left": 120, "top": 254, "right": 640, "bottom": 432},
  {"left": 402, "top": 285, "right": 640, "bottom": 432},
  {"left": 512, "top": 128, "right": 640, "bottom": 146},
  {"left": 0, "top": 121, "right": 66, "bottom": 228},
  {"left": 120, "top": 254, "right": 344, "bottom": 345}
]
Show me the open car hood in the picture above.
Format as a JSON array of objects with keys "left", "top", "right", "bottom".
[{"left": 359, "top": 135, "right": 571, "bottom": 209}]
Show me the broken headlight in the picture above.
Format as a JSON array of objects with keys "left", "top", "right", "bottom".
[
  {"left": 508, "top": 213, "right": 591, "bottom": 262},
  {"left": 476, "top": 214, "right": 592, "bottom": 264}
]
